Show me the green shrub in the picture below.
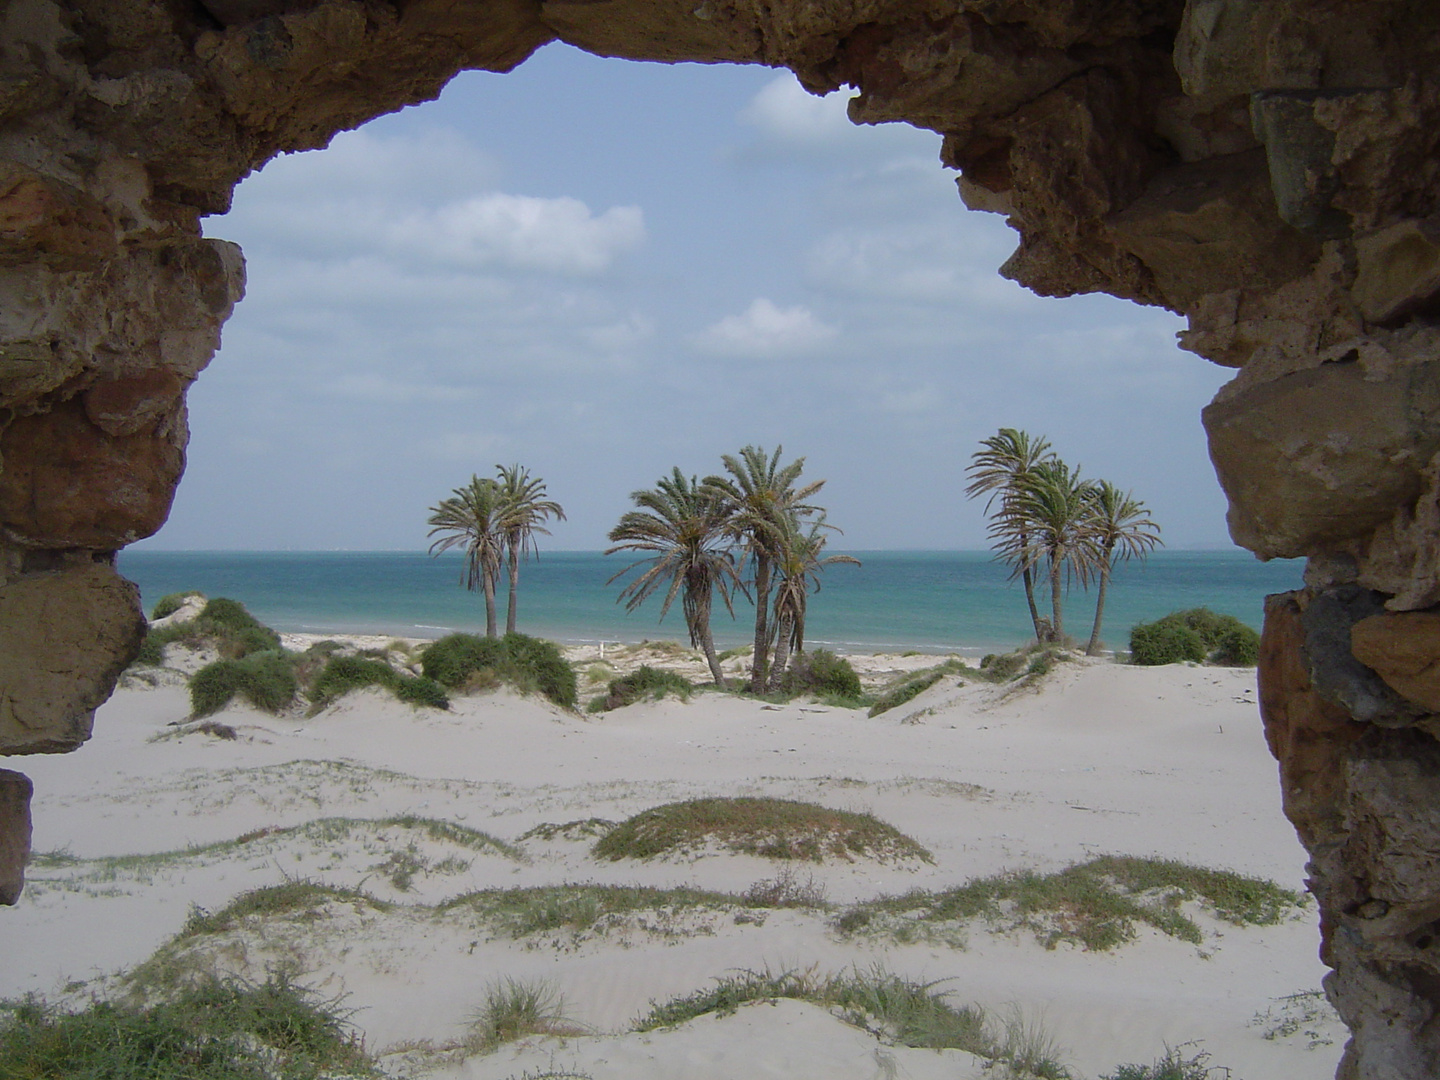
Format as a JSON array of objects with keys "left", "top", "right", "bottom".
[
  {"left": 602, "top": 665, "right": 692, "bottom": 710},
  {"left": 1211, "top": 624, "right": 1260, "bottom": 666},
  {"left": 1129, "top": 621, "right": 1206, "bottom": 666},
  {"left": 306, "top": 655, "right": 448, "bottom": 711},
  {"left": 149, "top": 591, "right": 202, "bottom": 621},
  {"left": 978, "top": 650, "right": 1029, "bottom": 681},
  {"left": 420, "top": 632, "right": 576, "bottom": 707},
  {"left": 393, "top": 675, "right": 449, "bottom": 709},
  {"left": 780, "top": 649, "right": 862, "bottom": 698},
  {"left": 1130, "top": 607, "right": 1259, "bottom": 667},
  {"left": 190, "top": 651, "right": 297, "bottom": 718}
]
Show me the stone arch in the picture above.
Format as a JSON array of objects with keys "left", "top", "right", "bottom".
[{"left": 2, "top": 2, "right": 1440, "bottom": 1075}]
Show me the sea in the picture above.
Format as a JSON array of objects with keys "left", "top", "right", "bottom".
[{"left": 116, "top": 549, "right": 1306, "bottom": 656}]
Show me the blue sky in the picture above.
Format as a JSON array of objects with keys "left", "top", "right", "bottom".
[{"left": 143, "top": 43, "right": 1238, "bottom": 551}]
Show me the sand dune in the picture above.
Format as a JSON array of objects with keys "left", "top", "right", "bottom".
[{"left": 5, "top": 650, "right": 1343, "bottom": 1079}]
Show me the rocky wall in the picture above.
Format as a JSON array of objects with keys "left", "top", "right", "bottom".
[{"left": 1, "top": 1, "right": 1437, "bottom": 1074}]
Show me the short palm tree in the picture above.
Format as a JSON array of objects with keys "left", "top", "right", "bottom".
[
  {"left": 965, "top": 429, "right": 1056, "bottom": 641},
  {"left": 427, "top": 476, "right": 506, "bottom": 637},
  {"left": 1083, "top": 480, "right": 1162, "bottom": 656},
  {"left": 495, "top": 464, "right": 566, "bottom": 635},
  {"left": 703, "top": 445, "right": 825, "bottom": 692},
  {"left": 766, "top": 515, "right": 860, "bottom": 690},
  {"left": 606, "top": 468, "right": 742, "bottom": 688},
  {"left": 1003, "top": 459, "right": 1099, "bottom": 641}
]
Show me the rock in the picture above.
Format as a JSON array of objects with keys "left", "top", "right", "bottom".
[
  {"left": 0, "top": 556, "right": 146, "bottom": 754},
  {"left": 1352, "top": 612, "right": 1440, "bottom": 712},
  {"left": 1301, "top": 586, "right": 1423, "bottom": 727},
  {"left": 1204, "top": 356, "right": 1440, "bottom": 559},
  {"left": 0, "top": 769, "right": 31, "bottom": 905},
  {"left": 1352, "top": 218, "right": 1440, "bottom": 325}
]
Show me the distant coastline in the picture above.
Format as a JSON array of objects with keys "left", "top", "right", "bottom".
[{"left": 117, "top": 549, "right": 1305, "bottom": 656}]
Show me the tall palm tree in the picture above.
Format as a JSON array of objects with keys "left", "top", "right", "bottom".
[
  {"left": 703, "top": 445, "right": 824, "bottom": 692},
  {"left": 494, "top": 464, "right": 566, "bottom": 635},
  {"left": 606, "top": 468, "right": 742, "bottom": 688},
  {"left": 1083, "top": 480, "right": 1162, "bottom": 656},
  {"left": 427, "top": 476, "right": 505, "bottom": 637},
  {"left": 965, "top": 428, "right": 1056, "bottom": 641},
  {"left": 1005, "top": 459, "right": 1100, "bottom": 641},
  {"left": 766, "top": 515, "right": 860, "bottom": 691}
]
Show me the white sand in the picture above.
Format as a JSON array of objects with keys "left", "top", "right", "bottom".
[{"left": 4, "top": 650, "right": 1344, "bottom": 1080}]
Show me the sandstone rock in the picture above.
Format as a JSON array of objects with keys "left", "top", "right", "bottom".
[
  {"left": 1204, "top": 357, "right": 1440, "bottom": 558},
  {"left": 0, "top": 163, "right": 118, "bottom": 268},
  {"left": 0, "top": 769, "right": 31, "bottom": 905},
  {"left": 1352, "top": 612, "right": 1440, "bottom": 713},
  {"left": 1301, "top": 586, "right": 1423, "bottom": 726},
  {"left": 0, "top": 556, "right": 145, "bottom": 754},
  {"left": 1250, "top": 90, "right": 1347, "bottom": 238},
  {"left": 0, "top": 396, "right": 184, "bottom": 549},
  {"left": 1352, "top": 217, "right": 1440, "bottom": 325}
]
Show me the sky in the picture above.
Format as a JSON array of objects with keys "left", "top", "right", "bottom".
[{"left": 140, "top": 43, "right": 1239, "bottom": 552}]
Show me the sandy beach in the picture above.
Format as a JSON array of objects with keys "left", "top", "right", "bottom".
[{"left": 4, "top": 637, "right": 1343, "bottom": 1079}]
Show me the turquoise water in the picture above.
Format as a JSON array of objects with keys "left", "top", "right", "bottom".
[{"left": 117, "top": 550, "right": 1304, "bottom": 655}]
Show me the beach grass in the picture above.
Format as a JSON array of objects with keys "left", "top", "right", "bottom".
[
  {"left": 592, "top": 797, "right": 934, "bottom": 864},
  {"left": 594, "top": 664, "right": 694, "bottom": 711},
  {"left": 438, "top": 882, "right": 744, "bottom": 937},
  {"left": 835, "top": 856, "right": 1306, "bottom": 951},
  {"left": 467, "top": 978, "right": 588, "bottom": 1052},
  {"left": 0, "top": 975, "right": 377, "bottom": 1079},
  {"left": 421, "top": 632, "right": 577, "bottom": 708},
  {"left": 635, "top": 965, "right": 1069, "bottom": 1078}
]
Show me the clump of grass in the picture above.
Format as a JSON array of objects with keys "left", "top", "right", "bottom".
[
  {"left": 440, "top": 883, "right": 738, "bottom": 937},
  {"left": 306, "top": 654, "right": 448, "bottom": 713},
  {"left": 635, "top": 965, "right": 1068, "bottom": 1077},
  {"left": 1101, "top": 1044, "right": 1228, "bottom": 1079},
  {"left": 742, "top": 865, "right": 828, "bottom": 909},
  {"left": 421, "top": 632, "right": 577, "bottom": 708},
  {"left": 517, "top": 819, "right": 616, "bottom": 843},
  {"left": 181, "top": 881, "right": 390, "bottom": 938},
  {"left": 134, "top": 596, "right": 283, "bottom": 669},
  {"left": 189, "top": 651, "right": 298, "bottom": 717},
  {"left": 1130, "top": 608, "right": 1259, "bottom": 667},
  {"left": 777, "top": 649, "right": 864, "bottom": 702},
  {"left": 717, "top": 644, "right": 751, "bottom": 662},
  {"left": 468, "top": 979, "right": 586, "bottom": 1052},
  {"left": 150, "top": 591, "right": 204, "bottom": 621},
  {"left": 0, "top": 975, "right": 377, "bottom": 1079},
  {"left": 836, "top": 856, "right": 1306, "bottom": 951},
  {"left": 869, "top": 657, "right": 967, "bottom": 717},
  {"left": 593, "top": 797, "right": 933, "bottom": 864},
  {"left": 598, "top": 665, "right": 693, "bottom": 710}
]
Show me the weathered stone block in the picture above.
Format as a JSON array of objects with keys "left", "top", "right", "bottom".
[
  {"left": 1204, "top": 358, "right": 1440, "bottom": 558},
  {"left": 0, "top": 769, "right": 31, "bottom": 905},
  {"left": 1303, "top": 586, "right": 1423, "bottom": 726},
  {"left": 0, "top": 397, "right": 184, "bottom": 549},
  {"left": 0, "top": 558, "right": 145, "bottom": 755},
  {"left": 1352, "top": 218, "right": 1440, "bottom": 325},
  {"left": 1352, "top": 612, "right": 1440, "bottom": 712}
]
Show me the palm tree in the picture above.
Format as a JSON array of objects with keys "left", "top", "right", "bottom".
[
  {"left": 965, "top": 429, "right": 1056, "bottom": 641},
  {"left": 1004, "top": 459, "right": 1100, "bottom": 642},
  {"left": 1083, "top": 480, "right": 1162, "bottom": 656},
  {"left": 703, "top": 445, "right": 824, "bottom": 692},
  {"left": 606, "top": 468, "right": 742, "bottom": 688},
  {"left": 494, "top": 464, "right": 566, "bottom": 635},
  {"left": 427, "top": 476, "right": 505, "bottom": 637},
  {"left": 766, "top": 515, "right": 860, "bottom": 690}
]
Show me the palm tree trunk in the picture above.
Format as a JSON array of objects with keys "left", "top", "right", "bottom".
[
  {"left": 687, "top": 586, "right": 727, "bottom": 689},
  {"left": 506, "top": 546, "right": 520, "bottom": 634},
  {"left": 483, "top": 572, "right": 498, "bottom": 638},
  {"left": 1086, "top": 560, "right": 1112, "bottom": 656},
  {"left": 1019, "top": 527, "right": 1043, "bottom": 640},
  {"left": 768, "top": 610, "right": 794, "bottom": 693},
  {"left": 1049, "top": 558, "right": 1064, "bottom": 641},
  {"left": 749, "top": 555, "right": 772, "bottom": 693}
]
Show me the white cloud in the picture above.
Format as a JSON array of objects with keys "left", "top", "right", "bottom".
[
  {"left": 740, "top": 74, "right": 859, "bottom": 145},
  {"left": 385, "top": 194, "right": 644, "bottom": 275},
  {"left": 583, "top": 313, "right": 655, "bottom": 352},
  {"left": 694, "top": 298, "right": 838, "bottom": 358}
]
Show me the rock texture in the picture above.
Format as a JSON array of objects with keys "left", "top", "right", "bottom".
[
  {"left": 2, "top": 1, "right": 1440, "bottom": 1073},
  {"left": 0, "top": 769, "right": 31, "bottom": 906}
]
